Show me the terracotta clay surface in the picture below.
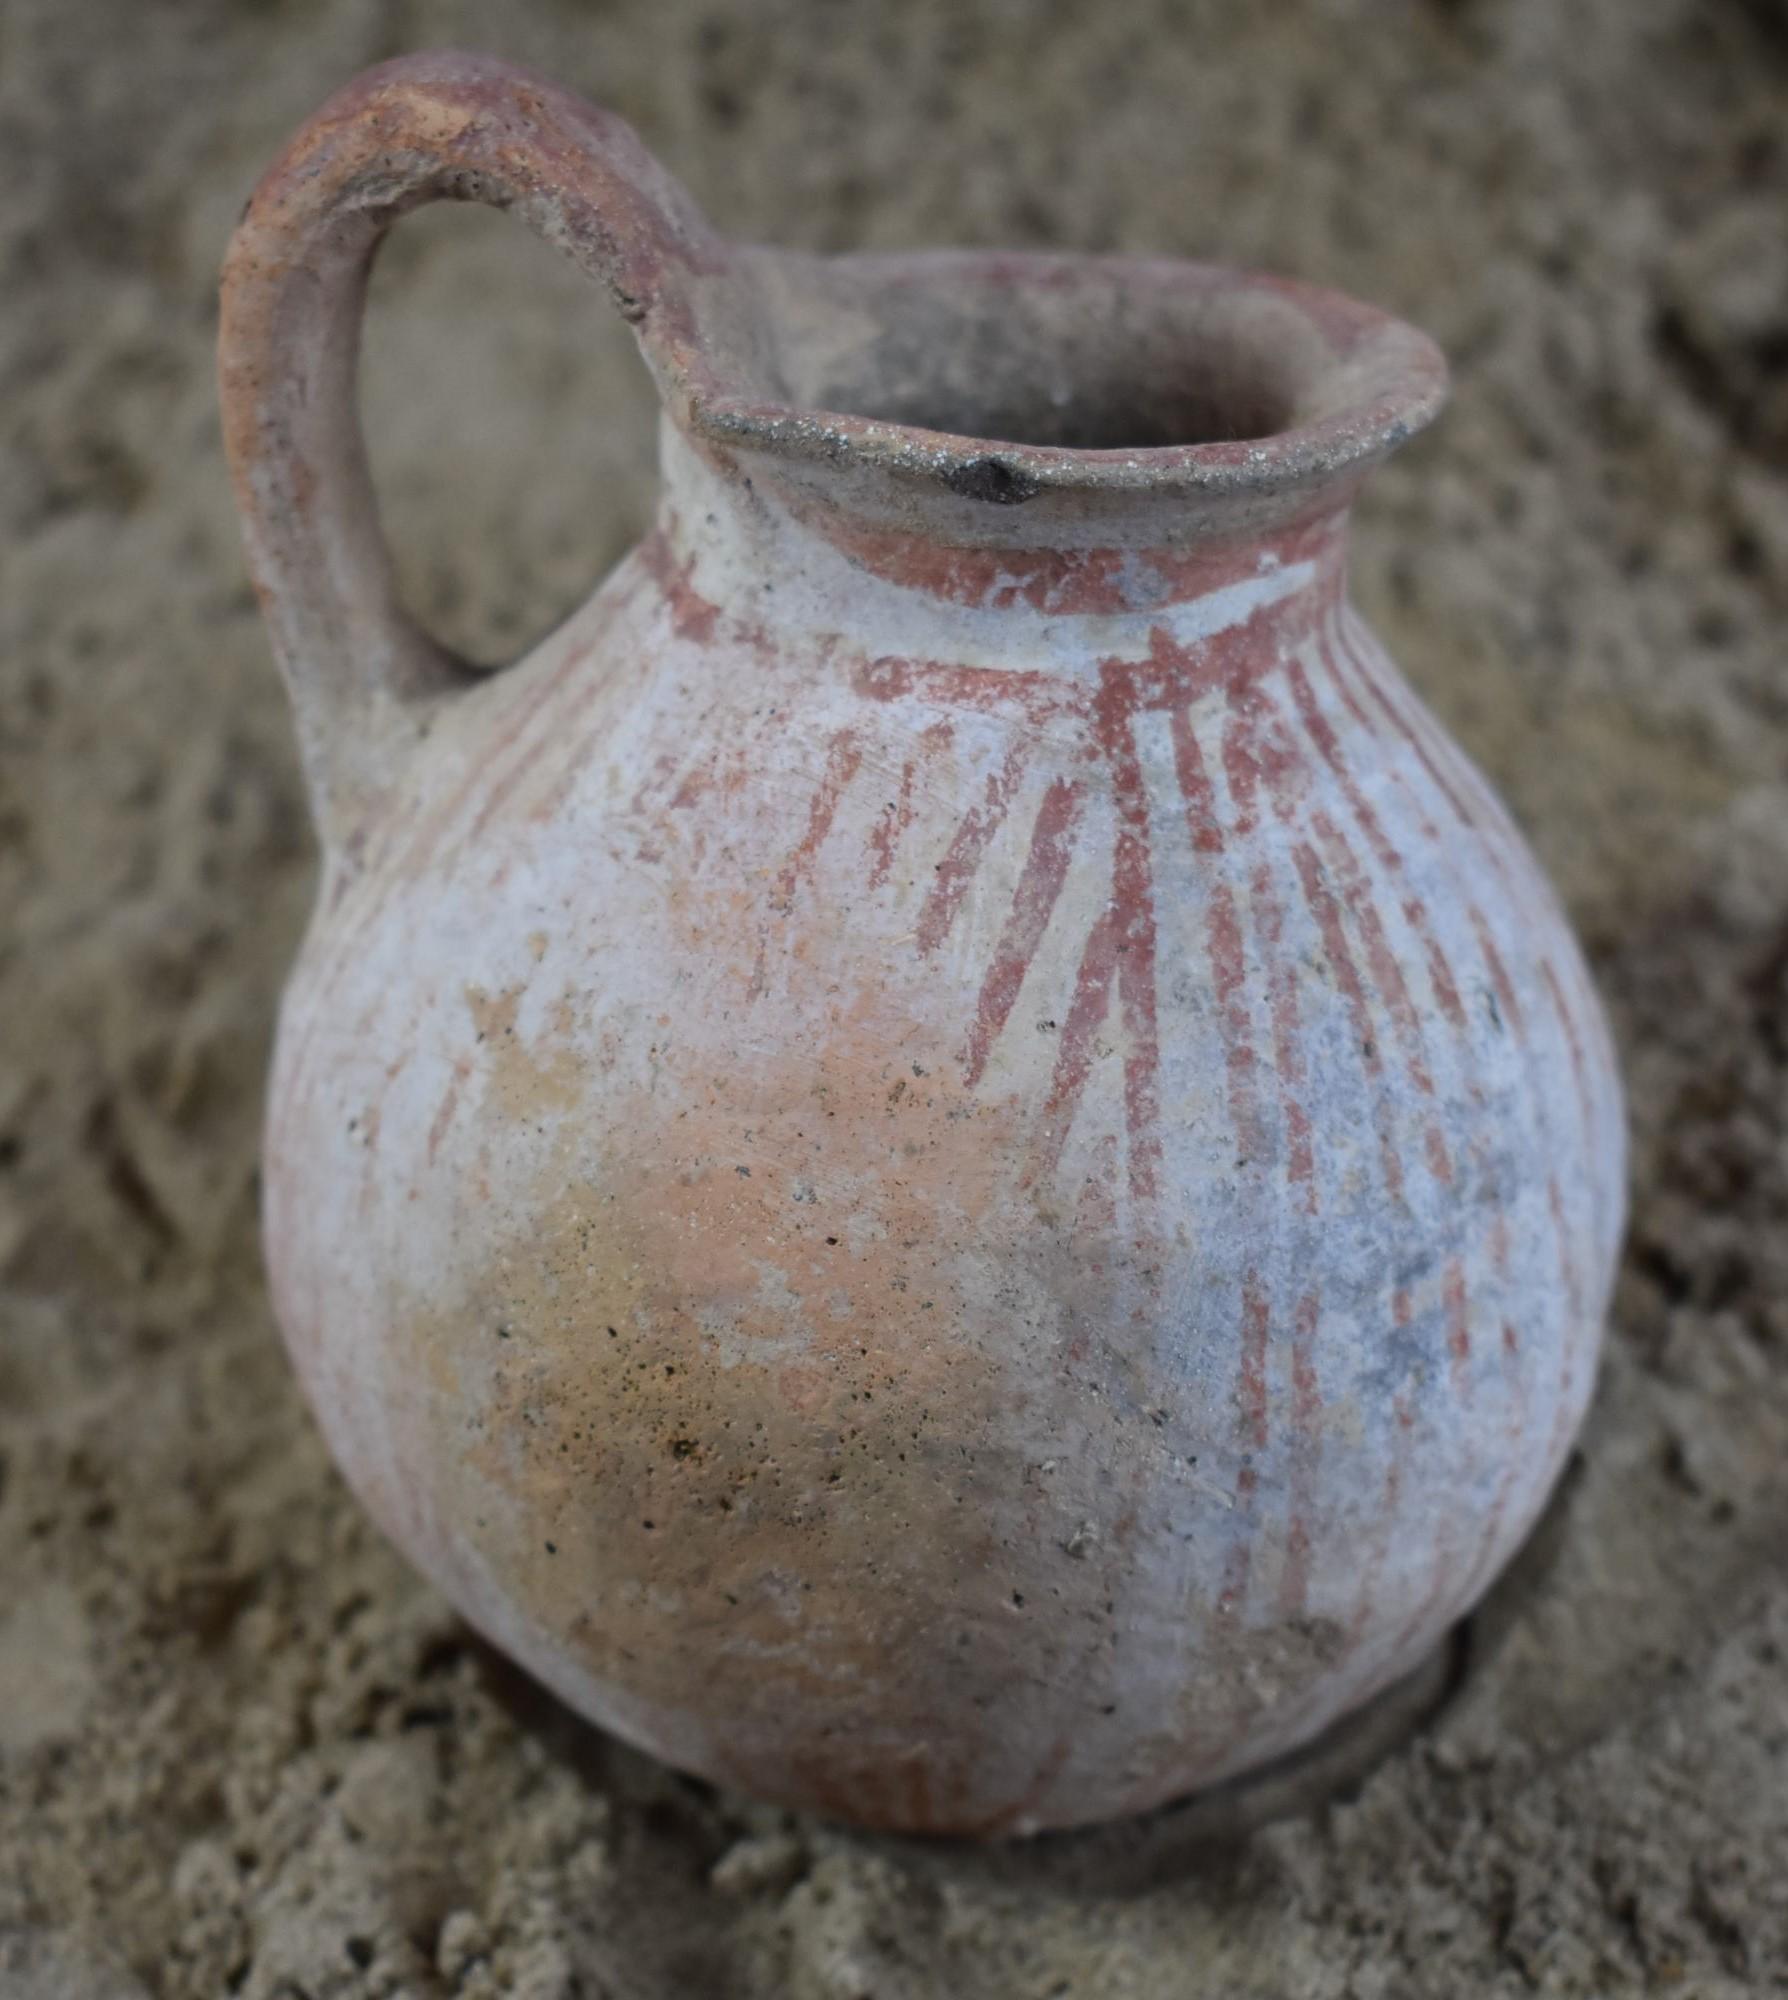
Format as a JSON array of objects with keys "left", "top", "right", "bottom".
[
  {"left": 217, "top": 54, "right": 1622, "bottom": 1836},
  {"left": 11, "top": 0, "right": 1788, "bottom": 1988}
]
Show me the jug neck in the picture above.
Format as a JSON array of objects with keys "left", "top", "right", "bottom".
[
  {"left": 634, "top": 243, "right": 1445, "bottom": 663},
  {"left": 652, "top": 421, "right": 1355, "bottom": 665}
]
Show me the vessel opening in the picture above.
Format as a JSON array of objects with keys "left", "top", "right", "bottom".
[
  {"left": 821, "top": 373, "right": 1294, "bottom": 451},
  {"left": 703, "top": 247, "right": 1450, "bottom": 504},
  {"left": 756, "top": 253, "right": 1321, "bottom": 454}
]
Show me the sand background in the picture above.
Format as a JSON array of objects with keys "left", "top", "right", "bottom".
[{"left": 3, "top": 0, "right": 1787, "bottom": 1992}]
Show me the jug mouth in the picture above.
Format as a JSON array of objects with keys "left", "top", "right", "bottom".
[{"left": 673, "top": 248, "right": 1448, "bottom": 513}]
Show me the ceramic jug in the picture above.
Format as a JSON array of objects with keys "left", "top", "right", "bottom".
[{"left": 219, "top": 52, "right": 1625, "bottom": 1836}]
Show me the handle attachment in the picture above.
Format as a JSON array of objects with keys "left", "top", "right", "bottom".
[{"left": 218, "top": 52, "right": 725, "bottom": 848}]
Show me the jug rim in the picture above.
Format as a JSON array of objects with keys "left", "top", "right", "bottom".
[{"left": 672, "top": 246, "right": 1449, "bottom": 509}]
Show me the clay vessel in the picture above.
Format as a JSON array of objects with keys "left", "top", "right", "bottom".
[{"left": 219, "top": 52, "right": 1626, "bottom": 1836}]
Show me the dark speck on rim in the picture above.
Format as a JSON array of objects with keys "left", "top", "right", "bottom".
[{"left": 943, "top": 455, "right": 1040, "bottom": 505}]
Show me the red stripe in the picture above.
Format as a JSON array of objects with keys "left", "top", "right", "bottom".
[
  {"left": 1470, "top": 905, "right": 1526, "bottom": 1038},
  {"left": 1310, "top": 806, "right": 1453, "bottom": 1186},
  {"left": 854, "top": 653, "right": 1069, "bottom": 728},
  {"left": 1334, "top": 611, "right": 1599, "bottom": 1625},
  {"left": 469, "top": 633, "right": 607, "bottom": 840},
  {"left": 1219, "top": 1274, "right": 1272, "bottom": 1615},
  {"left": 1226, "top": 647, "right": 1431, "bottom": 1208},
  {"left": 1032, "top": 906, "right": 1119, "bottom": 1184},
  {"left": 1542, "top": 958, "right": 1598, "bottom": 1162},
  {"left": 1251, "top": 858, "right": 1317, "bottom": 1209},
  {"left": 1290, "top": 839, "right": 1405, "bottom": 1202},
  {"left": 1446, "top": 1256, "right": 1471, "bottom": 1388},
  {"left": 1345, "top": 1384, "right": 1413, "bottom": 1654},
  {"left": 1340, "top": 609, "right": 1480, "bottom": 832},
  {"left": 279, "top": 562, "right": 649, "bottom": 1126},
  {"left": 1290, "top": 647, "right": 1466, "bottom": 1031},
  {"left": 915, "top": 742, "right": 1029, "bottom": 954},
  {"left": 960, "top": 778, "right": 1083, "bottom": 1087},
  {"left": 1318, "top": 626, "right": 1526, "bottom": 1051},
  {"left": 1169, "top": 703, "right": 1226, "bottom": 854},
  {"left": 1279, "top": 1290, "right": 1322, "bottom": 1617},
  {"left": 773, "top": 729, "right": 863, "bottom": 913},
  {"left": 867, "top": 758, "right": 917, "bottom": 891},
  {"left": 1170, "top": 706, "right": 1267, "bottom": 1166},
  {"left": 1093, "top": 680, "right": 1163, "bottom": 1206}
]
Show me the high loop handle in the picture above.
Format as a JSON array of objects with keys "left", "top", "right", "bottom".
[{"left": 218, "top": 52, "right": 727, "bottom": 848}]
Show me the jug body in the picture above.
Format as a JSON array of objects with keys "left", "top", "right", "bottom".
[{"left": 223, "top": 53, "right": 1625, "bottom": 1835}]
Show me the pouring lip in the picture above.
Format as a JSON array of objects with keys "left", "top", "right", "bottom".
[{"left": 676, "top": 248, "right": 1450, "bottom": 505}]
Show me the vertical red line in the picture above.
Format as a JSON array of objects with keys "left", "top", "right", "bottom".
[
  {"left": 1333, "top": 610, "right": 1557, "bottom": 1037},
  {"left": 283, "top": 571, "right": 648, "bottom": 1117},
  {"left": 523, "top": 568, "right": 681, "bottom": 831},
  {"left": 1469, "top": 906, "right": 1526, "bottom": 1037},
  {"left": 1327, "top": 615, "right": 1594, "bottom": 1501},
  {"left": 1074, "top": 1132, "right": 1120, "bottom": 1241},
  {"left": 960, "top": 779, "right": 1083, "bottom": 1087},
  {"left": 1278, "top": 1290, "right": 1322, "bottom": 1618},
  {"left": 1445, "top": 1256, "right": 1472, "bottom": 1391},
  {"left": 1250, "top": 857, "right": 1317, "bottom": 1209},
  {"left": 1309, "top": 805, "right": 1454, "bottom": 1186},
  {"left": 915, "top": 741, "right": 1030, "bottom": 953},
  {"left": 1290, "top": 840, "right": 1406, "bottom": 1203},
  {"left": 1352, "top": 593, "right": 1609, "bottom": 1204},
  {"left": 1342, "top": 606, "right": 1599, "bottom": 1089},
  {"left": 470, "top": 633, "right": 616, "bottom": 841},
  {"left": 1169, "top": 705, "right": 1267, "bottom": 1168},
  {"left": 1319, "top": 619, "right": 1528, "bottom": 1052},
  {"left": 866, "top": 757, "right": 917, "bottom": 890},
  {"left": 1542, "top": 959, "right": 1598, "bottom": 1168},
  {"left": 1095, "top": 673, "right": 1163, "bottom": 1208},
  {"left": 773, "top": 728, "right": 863, "bottom": 911},
  {"left": 1115, "top": 919, "right": 1162, "bottom": 1206},
  {"left": 1311, "top": 613, "right": 1396, "bottom": 779},
  {"left": 1333, "top": 609, "right": 1590, "bottom": 1657},
  {"left": 1287, "top": 649, "right": 1466, "bottom": 1030},
  {"left": 1032, "top": 907, "right": 1119, "bottom": 1184},
  {"left": 1168, "top": 701, "right": 1226, "bottom": 854},
  {"left": 1219, "top": 1273, "right": 1272, "bottom": 1616},
  {"left": 1228, "top": 652, "right": 1435, "bottom": 1207},
  {"left": 1345, "top": 1371, "right": 1414, "bottom": 1656},
  {"left": 1353, "top": 652, "right": 1477, "bottom": 829}
]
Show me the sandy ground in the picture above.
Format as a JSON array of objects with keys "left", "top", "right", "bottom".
[{"left": 3, "top": 0, "right": 1787, "bottom": 1993}]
